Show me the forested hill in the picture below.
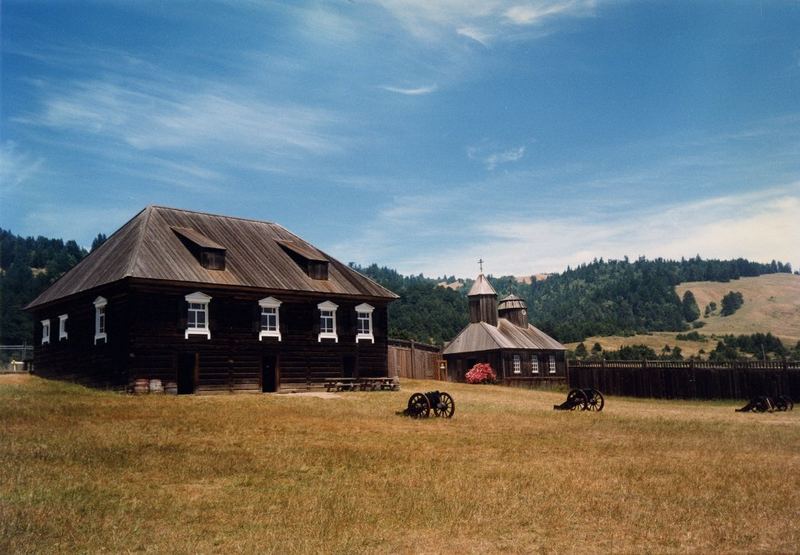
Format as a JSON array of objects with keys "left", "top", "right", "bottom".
[
  {"left": 355, "top": 257, "right": 793, "bottom": 345},
  {"left": 0, "top": 226, "right": 792, "bottom": 347},
  {"left": 0, "top": 229, "right": 91, "bottom": 344}
]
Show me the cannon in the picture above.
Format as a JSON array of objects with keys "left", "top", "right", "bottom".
[
  {"left": 736, "top": 395, "right": 793, "bottom": 413},
  {"left": 554, "top": 388, "right": 605, "bottom": 412},
  {"left": 400, "top": 391, "right": 455, "bottom": 418}
]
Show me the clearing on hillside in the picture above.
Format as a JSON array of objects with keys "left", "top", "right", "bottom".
[{"left": 1, "top": 374, "right": 798, "bottom": 553}]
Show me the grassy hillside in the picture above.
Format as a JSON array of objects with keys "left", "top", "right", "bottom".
[
  {"left": 676, "top": 273, "right": 800, "bottom": 345},
  {"left": 2, "top": 375, "right": 799, "bottom": 553},
  {"left": 570, "top": 274, "right": 800, "bottom": 357}
]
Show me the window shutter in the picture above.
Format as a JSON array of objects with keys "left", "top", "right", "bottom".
[{"left": 252, "top": 303, "right": 259, "bottom": 333}]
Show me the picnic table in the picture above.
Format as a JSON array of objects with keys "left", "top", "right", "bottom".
[{"left": 323, "top": 377, "right": 399, "bottom": 392}]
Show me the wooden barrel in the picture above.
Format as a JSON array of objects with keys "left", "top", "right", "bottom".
[
  {"left": 133, "top": 378, "right": 149, "bottom": 394},
  {"left": 149, "top": 379, "right": 163, "bottom": 393},
  {"left": 164, "top": 381, "right": 178, "bottom": 395}
]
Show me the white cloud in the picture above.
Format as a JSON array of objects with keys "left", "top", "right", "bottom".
[
  {"left": 25, "top": 80, "right": 342, "bottom": 157},
  {"left": 0, "top": 141, "right": 44, "bottom": 190},
  {"left": 380, "top": 84, "right": 439, "bottom": 95},
  {"left": 468, "top": 144, "right": 526, "bottom": 170},
  {"left": 337, "top": 183, "right": 800, "bottom": 278},
  {"left": 457, "top": 26, "right": 491, "bottom": 46},
  {"left": 373, "top": 0, "right": 596, "bottom": 42},
  {"left": 504, "top": 1, "right": 593, "bottom": 26}
]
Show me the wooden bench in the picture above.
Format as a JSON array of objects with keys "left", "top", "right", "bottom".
[{"left": 324, "top": 378, "right": 359, "bottom": 392}]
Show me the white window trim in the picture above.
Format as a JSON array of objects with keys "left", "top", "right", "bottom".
[
  {"left": 41, "top": 319, "right": 50, "bottom": 345},
  {"left": 549, "top": 355, "right": 557, "bottom": 374},
  {"left": 185, "top": 292, "right": 211, "bottom": 339},
  {"left": 94, "top": 296, "right": 108, "bottom": 345},
  {"left": 531, "top": 355, "right": 539, "bottom": 374},
  {"left": 317, "top": 300, "right": 338, "bottom": 342},
  {"left": 355, "top": 302, "right": 374, "bottom": 344},
  {"left": 258, "top": 296, "right": 282, "bottom": 341},
  {"left": 512, "top": 354, "right": 521, "bottom": 374},
  {"left": 58, "top": 314, "right": 68, "bottom": 341}
]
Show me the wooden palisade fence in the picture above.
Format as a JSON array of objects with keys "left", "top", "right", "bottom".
[
  {"left": 388, "top": 339, "right": 444, "bottom": 380},
  {"left": 568, "top": 360, "right": 800, "bottom": 400}
]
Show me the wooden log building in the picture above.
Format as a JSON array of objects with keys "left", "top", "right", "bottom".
[
  {"left": 25, "top": 206, "right": 398, "bottom": 393},
  {"left": 442, "top": 274, "right": 566, "bottom": 384}
]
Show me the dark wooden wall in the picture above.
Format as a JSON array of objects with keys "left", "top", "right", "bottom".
[
  {"left": 30, "top": 283, "right": 130, "bottom": 388},
  {"left": 444, "top": 349, "right": 567, "bottom": 383},
  {"left": 568, "top": 360, "right": 800, "bottom": 400},
  {"left": 126, "top": 283, "right": 389, "bottom": 393}
]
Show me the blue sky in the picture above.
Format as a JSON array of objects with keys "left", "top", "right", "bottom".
[{"left": 2, "top": 1, "right": 799, "bottom": 277}]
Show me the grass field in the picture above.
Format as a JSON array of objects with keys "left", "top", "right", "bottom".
[
  {"left": 568, "top": 274, "right": 800, "bottom": 357},
  {"left": 2, "top": 375, "right": 799, "bottom": 554}
]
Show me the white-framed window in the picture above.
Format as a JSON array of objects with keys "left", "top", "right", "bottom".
[
  {"left": 512, "top": 354, "right": 521, "bottom": 374},
  {"left": 94, "top": 296, "right": 108, "bottom": 345},
  {"left": 185, "top": 292, "right": 211, "bottom": 339},
  {"left": 41, "top": 319, "right": 51, "bottom": 345},
  {"left": 531, "top": 355, "right": 539, "bottom": 374},
  {"left": 549, "top": 355, "right": 557, "bottom": 374},
  {"left": 355, "top": 302, "right": 374, "bottom": 343},
  {"left": 258, "top": 296, "right": 282, "bottom": 341},
  {"left": 317, "top": 300, "right": 338, "bottom": 342},
  {"left": 58, "top": 314, "right": 69, "bottom": 341}
]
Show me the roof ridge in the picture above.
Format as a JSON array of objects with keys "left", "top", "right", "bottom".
[
  {"left": 126, "top": 206, "right": 153, "bottom": 277},
  {"left": 149, "top": 205, "right": 276, "bottom": 226}
]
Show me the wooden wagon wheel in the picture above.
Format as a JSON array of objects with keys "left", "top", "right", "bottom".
[
  {"left": 433, "top": 392, "right": 455, "bottom": 418},
  {"left": 566, "top": 389, "right": 588, "bottom": 411},
  {"left": 586, "top": 389, "right": 605, "bottom": 412},
  {"left": 407, "top": 392, "right": 431, "bottom": 418},
  {"left": 754, "top": 396, "right": 772, "bottom": 413},
  {"left": 775, "top": 395, "right": 793, "bottom": 412}
]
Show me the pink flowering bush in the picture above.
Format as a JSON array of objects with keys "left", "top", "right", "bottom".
[{"left": 465, "top": 362, "right": 496, "bottom": 384}]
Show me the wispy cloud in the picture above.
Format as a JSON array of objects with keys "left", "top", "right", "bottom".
[
  {"left": 457, "top": 26, "right": 491, "bottom": 46},
  {"left": 22, "top": 80, "right": 342, "bottom": 157},
  {"left": 373, "top": 0, "right": 596, "bottom": 43},
  {"left": 0, "top": 141, "right": 44, "bottom": 190},
  {"left": 380, "top": 84, "right": 439, "bottom": 95},
  {"left": 335, "top": 180, "right": 800, "bottom": 278},
  {"left": 468, "top": 144, "right": 526, "bottom": 170}
]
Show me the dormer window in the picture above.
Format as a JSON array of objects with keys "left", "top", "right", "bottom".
[
  {"left": 258, "top": 296, "right": 282, "bottom": 341},
  {"left": 355, "top": 303, "right": 374, "bottom": 343},
  {"left": 185, "top": 292, "right": 211, "bottom": 339},
  {"left": 277, "top": 240, "right": 329, "bottom": 280},
  {"left": 317, "top": 300, "right": 338, "bottom": 342},
  {"left": 94, "top": 296, "right": 108, "bottom": 344},
  {"left": 58, "top": 314, "right": 69, "bottom": 341},
  {"left": 172, "top": 227, "right": 226, "bottom": 270},
  {"left": 41, "top": 319, "right": 50, "bottom": 345}
]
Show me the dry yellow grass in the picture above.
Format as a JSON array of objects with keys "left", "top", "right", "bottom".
[
  {"left": 568, "top": 274, "right": 800, "bottom": 356},
  {"left": 567, "top": 331, "right": 713, "bottom": 358},
  {"left": 2, "top": 374, "right": 799, "bottom": 554},
  {"left": 676, "top": 273, "right": 800, "bottom": 345}
]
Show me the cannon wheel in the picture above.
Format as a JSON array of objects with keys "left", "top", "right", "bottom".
[
  {"left": 566, "top": 389, "right": 589, "bottom": 411},
  {"left": 586, "top": 389, "right": 605, "bottom": 412},
  {"left": 754, "top": 396, "right": 773, "bottom": 413},
  {"left": 407, "top": 392, "right": 431, "bottom": 418},
  {"left": 433, "top": 392, "right": 455, "bottom": 418},
  {"left": 775, "top": 395, "right": 793, "bottom": 412}
]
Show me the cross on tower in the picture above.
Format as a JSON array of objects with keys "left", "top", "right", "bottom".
[{"left": 478, "top": 258, "right": 484, "bottom": 273}]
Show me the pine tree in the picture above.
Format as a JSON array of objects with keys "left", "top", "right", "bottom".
[{"left": 681, "top": 290, "right": 700, "bottom": 322}]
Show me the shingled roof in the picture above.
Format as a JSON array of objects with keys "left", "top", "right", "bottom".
[
  {"left": 27, "top": 206, "right": 398, "bottom": 309},
  {"left": 442, "top": 319, "right": 565, "bottom": 355}
]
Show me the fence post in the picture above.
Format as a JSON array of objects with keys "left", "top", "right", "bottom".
[{"left": 410, "top": 340, "right": 416, "bottom": 379}]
